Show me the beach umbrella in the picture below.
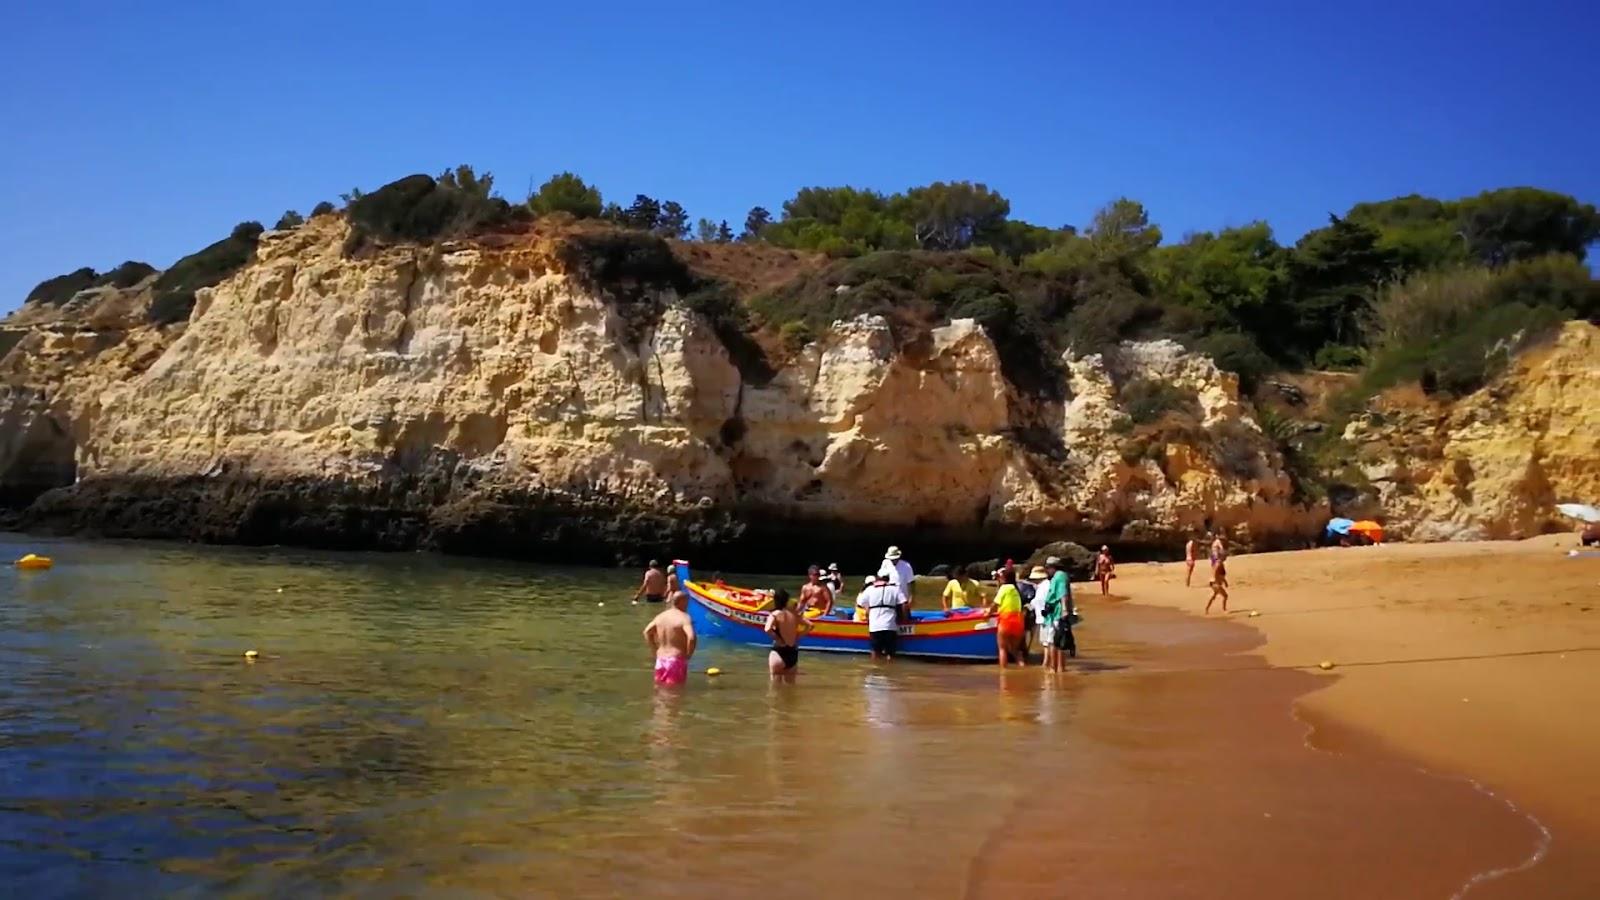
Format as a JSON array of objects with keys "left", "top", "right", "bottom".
[
  {"left": 1325, "top": 517, "right": 1355, "bottom": 535},
  {"left": 1350, "top": 520, "right": 1385, "bottom": 543},
  {"left": 1556, "top": 503, "right": 1600, "bottom": 523}
]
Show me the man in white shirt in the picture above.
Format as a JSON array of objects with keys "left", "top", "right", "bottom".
[
  {"left": 856, "top": 571, "right": 905, "bottom": 660},
  {"left": 877, "top": 545, "right": 916, "bottom": 610}
]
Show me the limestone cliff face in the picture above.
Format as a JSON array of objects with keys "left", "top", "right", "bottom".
[
  {"left": 2, "top": 217, "right": 1315, "bottom": 562},
  {"left": 1344, "top": 321, "right": 1600, "bottom": 541}
]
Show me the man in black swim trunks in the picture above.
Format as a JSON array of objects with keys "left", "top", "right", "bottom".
[
  {"left": 632, "top": 559, "right": 669, "bottom": 604},
  {"left": 765, "top": 588, "right": 804, "bottom": 678},
  {"left": 856, "top": 572, "right": 904, "bottom": 661}
]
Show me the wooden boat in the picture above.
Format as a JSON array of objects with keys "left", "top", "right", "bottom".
[{"left": 675, "top": 561, "right": 998, "bottom": 660}]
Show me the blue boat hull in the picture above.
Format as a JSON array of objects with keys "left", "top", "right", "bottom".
[{"left": 675, "top": 561, "right": 998, "bottom": 661}]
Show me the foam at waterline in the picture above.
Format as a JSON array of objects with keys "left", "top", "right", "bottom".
[{"left": 1287, "top": 701, "right": 1553, "bottom": 898}]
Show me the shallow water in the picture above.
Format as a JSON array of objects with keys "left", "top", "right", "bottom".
[{"left": 0, "top": 535, "right": 1546, "bottom": 897}]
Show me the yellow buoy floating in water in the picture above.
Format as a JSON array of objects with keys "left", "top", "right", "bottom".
[
  {"left": 243, "top": 650, "right": 260, "bottom": 661},
  {"left": 1248, "top": 610, "right": 1261, "bottom": 618},
  {"left": 15, "top": 554, "right": 54, "bottom": 570},
  {"left": 706, "top": 667, "right": 722, "bottom": 677},
  {"left": 1318, "top": 660, "right": 1335, "bottom": 670}
]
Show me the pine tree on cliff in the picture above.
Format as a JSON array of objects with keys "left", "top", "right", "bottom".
[{"left": 741, "top": 207, "right": 772, "bottom": 242}]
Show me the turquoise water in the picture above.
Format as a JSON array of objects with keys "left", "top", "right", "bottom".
[
  {"left": 2, "top": 534, "right": 1155, "bottom": 896},
  {"left": 1, "top": 534, "right": 1534, "bottom": 898}
]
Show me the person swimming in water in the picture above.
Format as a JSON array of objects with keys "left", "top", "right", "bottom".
[
  {"left": 632, "top": 559, "right": 669, "bottom": 604},
  {"left": 765, "top": 588, "right": 804, "bottom": 677},
  {"left": 643, "top": 589, "right": 696, "bottom": 685}
]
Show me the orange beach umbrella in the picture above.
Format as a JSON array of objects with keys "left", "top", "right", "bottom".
[{"left": 1350, "top": 520, "right": 1385, "bottom": 543}]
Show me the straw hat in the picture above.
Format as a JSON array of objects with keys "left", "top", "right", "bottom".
[
  {"left": 884, "top": 546, "right": 903, "bottom": 560},
  {"left": 1027, "top": 566, "right": 1049, "bottom": 581}
]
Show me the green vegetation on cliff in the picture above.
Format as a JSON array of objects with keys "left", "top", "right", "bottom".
[
  {"left": 148, "top": 221, "right": 265, "bottom": 325},
  {"left": 21, "top": 166, "right": 1598, "bottom": 416}
]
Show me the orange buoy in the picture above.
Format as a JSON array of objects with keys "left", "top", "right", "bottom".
[{"left": 15, "top": 554, "right": 54, "bottom": 570}]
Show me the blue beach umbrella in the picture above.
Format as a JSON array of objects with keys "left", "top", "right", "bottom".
[{"left": 1325, "top": 517, "right": 1355, "bottom": 536}]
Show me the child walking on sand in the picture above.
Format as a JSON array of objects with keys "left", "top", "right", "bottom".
[{"left": 644, "top": 590, "right": 697, "bottom": 685}]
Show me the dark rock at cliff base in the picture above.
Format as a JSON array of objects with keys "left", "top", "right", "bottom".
[
  {"left": 20, "top": 475, "right": 746, "bottom": 567},
  {"left": 1023, "top": 541, "right": 1094, "bottom": 582},
  {"left": 963, "top": 558, "right": 1001, "bottom": 580}
]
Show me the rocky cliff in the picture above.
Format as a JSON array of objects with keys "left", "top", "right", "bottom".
[
  {"left": 1342, "top": 321, "right": 1600, "bottom": 541},
  {"left": 3, "top": 215, "right": 1586, "bottom": 564}
]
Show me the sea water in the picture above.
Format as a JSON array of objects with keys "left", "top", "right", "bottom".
[{"left": 0, "top": 534, "right": 1543, "bottom": 898}]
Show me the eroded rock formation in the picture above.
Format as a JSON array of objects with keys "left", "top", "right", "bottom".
[{"left": 5, "top": 216, "right": 1586, "bottom": 563}]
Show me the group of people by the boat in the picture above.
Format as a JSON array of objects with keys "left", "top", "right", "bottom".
[{"left": 640, "top": 533, "right": 1233, "bottom": 683}]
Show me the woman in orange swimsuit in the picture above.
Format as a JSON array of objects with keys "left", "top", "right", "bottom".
[{"left": 988, "top": 569, "right": 1028, "bottom": 669}]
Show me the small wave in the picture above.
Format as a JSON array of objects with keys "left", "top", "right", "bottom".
[{"left": 1287, "top": 701, "right": 1553, "bottom": 899}]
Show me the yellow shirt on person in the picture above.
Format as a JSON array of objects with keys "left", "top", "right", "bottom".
[
  {"left": 941, "top": 578, "right": 984, "bottom": 609},
  {"left": 992, "top": 584, "right": 1024, "bottom": 615}
]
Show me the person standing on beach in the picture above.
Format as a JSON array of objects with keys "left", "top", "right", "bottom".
[
  {"left": 987, "top": 569, "right": 1028, "bottom": 669},
  {"left": 765, "top": 588, "right": 804, "bottom": 677},
  {"left": 1094, "top": 545, "right": 1115, "bottom": 595},
  {"left": 1027, "top": 566, "right": 1063, "bottom": 672},
  {"left": 1184, "top": 536, "right": 1198, "bottom": 586},
  {"left": 644, "top": 590, "right": 696, "bottom": 685},
  {"left": 632, "top": 560, "right": 669, "bottom": 604},
  {"left": 1044, "top": 555, "right": 1076, "bottom": 662},
  {"left": 800, "top": 565, "right": 833, "bottom": 616},
  {"left": 879, "top": 546, "right": 915, "bottom": 613},
  {"left": 857, "top": 572, "right": 904, "bottom": 661},
  {"left": 1205, "top": 536, "right": 1230, "bottom": 614}
]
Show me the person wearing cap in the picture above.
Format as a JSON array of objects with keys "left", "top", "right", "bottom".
[
  {"left": 853, "top": 574, "right": 874, "bottom": 622},
  {"left": 1043, "top": 555, "right": 1076, "bottom": 662},
  {"left": 856, "top": 571, "right": 906, "bottom": 659},
  {"left": 941, "top": 564, "right": 986, "bottom": 612},
  {"left": 1026, "top": 565, "right": 1062, "bottom": 672},
  {"left": 878, "top": 546, "right": 916, "bottom": 613},
  {"left": 632, "top": 558, "right": 669, "bottom": 604},
  {"left": 822, "top": 563, "right": 844, "bottom": 596}
]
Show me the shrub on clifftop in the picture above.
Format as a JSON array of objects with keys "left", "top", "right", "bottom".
[
  {"left": 148, "top": 222, "right": 263, "bottom": 326},
  {"left": 344, "top": 167, "right": 517, "bottom": 252},
  {"left": 25, "top": 261, "right": 158, "bottom": 307}
]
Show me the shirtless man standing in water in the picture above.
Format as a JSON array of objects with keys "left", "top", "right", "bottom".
[
  {"left": 632, "top": 560, "right": 669, "bottom": 604},
  {"left": 644, "top": 590, "right": 696, "bottom": 685},
  {"left": 765, "top": 588, "right": 804, "bottom": 678},
  {"left": 799, "top": 565, "right": 833, "bottom": 616}
]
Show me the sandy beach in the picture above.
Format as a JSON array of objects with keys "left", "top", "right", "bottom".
[{"left": 1116, "top": 534, "right": 1600, "bottom": 897}]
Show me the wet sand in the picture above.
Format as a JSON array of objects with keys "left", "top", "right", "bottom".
[{"left": 1118, "top": 534, "right": 1600, "bottom": 897}]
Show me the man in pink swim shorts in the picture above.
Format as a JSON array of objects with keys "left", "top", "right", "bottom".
[{"left": 644, "top": 589, "right": 697, "bottom": 686}]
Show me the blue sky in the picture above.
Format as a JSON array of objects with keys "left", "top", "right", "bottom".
[{"left": 2, "top": 0, "right": 1596, "bottom": 313}]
